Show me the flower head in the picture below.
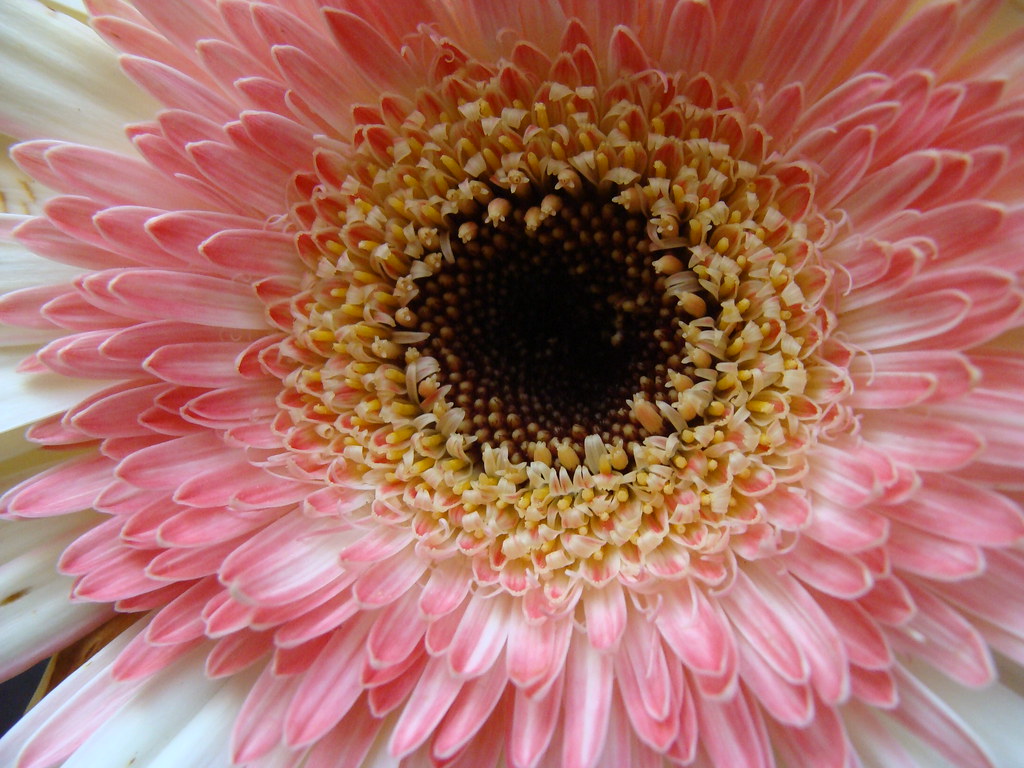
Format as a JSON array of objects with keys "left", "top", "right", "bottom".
[{"left": 1, "top": 1, "right": 1024, "bottom": 766}]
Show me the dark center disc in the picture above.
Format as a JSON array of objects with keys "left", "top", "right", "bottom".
[{"left": 406, "top": 188, "right": 705, "bottom": 464}]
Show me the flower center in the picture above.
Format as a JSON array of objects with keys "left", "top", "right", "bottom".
[
  {"left": 405, "top": 188, "right": 698, "bottom": 466},
  {"left": 276, "top": 53, "right": 845, "bottom": 596}
]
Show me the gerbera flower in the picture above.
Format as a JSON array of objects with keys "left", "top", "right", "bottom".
[{"left": 2, "top": 0, "right": 1024, "bottom": 765}]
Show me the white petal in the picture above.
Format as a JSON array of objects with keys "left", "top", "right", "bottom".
[
  {"left": 0, "top": 619, "right": 144, "bottom": 767},
  {"left": 146, "top": 668, "right": 259, "bottom": 768},
  {"left": 0, "top": 229, "right": 84, "bottom": 293},
  {"left": 60, "top": 648, "right": 229, "bottom": 768},
  {"left": 38, "top": 0, "right": 88, "bottom": 21},
  {"left": 0, "top": 514, "right": 110, "bottom": 678},
  {"left": 0, "top": 346, "right": 104, "bottom": 434},
  {"left": 0, "top": 0, "right": 158, "bottom": 150},
  {"left": 0, "top": 425, "right": 47, "bottom": 468}
]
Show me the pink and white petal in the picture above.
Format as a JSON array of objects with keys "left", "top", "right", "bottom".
[
  {"left": 366, "top": 590, "right": 426, "bottom": 669},
  {"left": 768, "top": 699, "right": 849, "bottom": 768},
  {"left": 299, "top": 692, "right": 383, "bottom": 768},
  {"left": 746, "top": 561, "right": 850, "bottom": 705},
  {"left": 902, "top": 658, "right": 1024, "bottom": 768},
  {"left": 881, "top": 474, "right": 1024, "bottom": 547},
  {"left": 2, "top": 452, "right": 115, "bottom": 518},
  {"left": 230, "top": 660, "right": 303, "bottom": 763},
  {"left": 506, "top": 609, "right": 572, "bottom": 692},
  {"left": 892, "top": 580, "right": 995, "bottom": 689},
  {"left": 804, "top": 497, "right": 889, "bottom": 553},
  {"left": 861, "top": 411, "right": 983, "bottom": 471},
  {"left": 931, "top": 549, "right": 1024, "bottom": 639},
  {"left": 447, "top": 593, "right": 511, "bottom": 679},
  {"left": 432, "top": 660, "right": 508, "bottom": 760},
  {"left": 79, "top": 269, "right": 267, "bottom": 329},
  {"left": 888, "top": 521, "right": 986, "bottom": 581},
  {"left": 389, "top": 655, "right": 464, "bottom": 758},
  {"left": 581, "top": 580, "right": 626, "bottom": 651}
]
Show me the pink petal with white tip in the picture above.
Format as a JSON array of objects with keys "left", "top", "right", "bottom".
[
  {"left": 300, "top": 694, "right": 383, "bottom": 768},
  {"left": 747, "top": 561, "right": 850, "bottom": 704},
  {"left": 721, "top": 569, "right": 809, "bottom": 683},
  {"left": 655, "top": 584, "right": 736, "bottom": 685},
  {"left": 933, "top": 549, "right": 1024, "bottom": 637},
  {"left": 366, "top": 590, "right": 425, "bottom": 668},
  {"left": 230, "top": 662, "right": 302, "bottom": 764},
  {"left": 769, "top": 699, "right": 849, "bottom": 768},
  {"left": 506, "top": 610, "right": 573, "bottom": 692},
  {"left": 559, "top": 638, "right": 613, "bottom": 768},
  {"left": 862, "top": 411, "right": 982, "bottom": 470},
  {"left": 883, "top": 474, "right": 1024, "bottom": 546},
  {"left": 115, "top": 433, "right": 240, "bottom": 489},
  {"left": 418, "top": 556, "right": 472, "bottom": 618},
  {"left": 736, "top": 631, "right": 813, "bottom": 727},
  {"left": 81, "top": 269, "right": 267, "bottom": 328},
  {"left": 804, "top": 497, "right": 889, "bottom": 553},
  {"left": 888, "top": 521, "right": 985, "bottom": 581},
  {"left": 582, "top": 580, "right": 626, "bottom": 650},
  {"left": 785, "top": 536, "right": 874, "bottom": 599},
  {"left": 144, "top": 341, "right": 250, "bottom": 387}
]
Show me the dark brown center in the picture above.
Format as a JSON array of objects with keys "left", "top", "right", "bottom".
[{"left": 406, "top": 190, "right": 702, "bottom": 464}]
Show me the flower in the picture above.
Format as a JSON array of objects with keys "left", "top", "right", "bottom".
[{"left": 1, "top": 0, "right": 1024, "bottom": 765}]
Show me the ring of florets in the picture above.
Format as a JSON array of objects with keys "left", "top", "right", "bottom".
[{"left": 278, "top": 61, "right": 842, "bottom": 590}]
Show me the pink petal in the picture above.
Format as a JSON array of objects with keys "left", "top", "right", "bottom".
[
  {"left": 389, "top": 655, "right": 464, "bottom": 757},
  {"left": 432, "top": 660, "right": 509, "bottom": 759},
  {"left": 80, "top": 269, "right": 267, "bottom": 329},
  {"left": 283, "top": 613, "right": 375, "bottom": 747},
  {"left": 447, "top": 593, "right": 510, "bottom": 678},
  {"left": 221, "top": 512, "right": 355, "bottom": 606},
  {"left": 894, "top": 580, "right": 994, "bottom": 688},
  {"left": 2, "top": 454, "right": 115, "bottom": 518},
  {"left": 508, "top": 671, "right": 564, "bottom": 768},
  {"left": 694, "top": 685, "right": 771, "bottom": 768}
]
